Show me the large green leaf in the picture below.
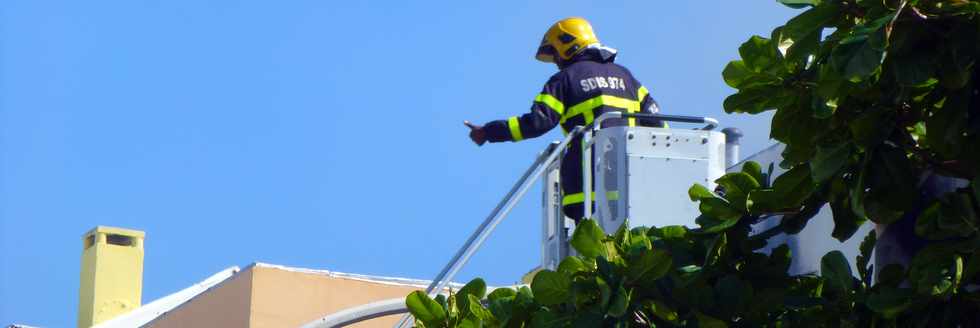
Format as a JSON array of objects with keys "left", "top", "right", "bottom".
[
  {"left": 777, "top": 4, "right": 836, "bottom": 64},
  {"left": 856, "top": 229, "right": 877, "bottom": 284},
  {"left": 689, "top": 183, "right": 715, "bottom": 201},
  {"left": 407, "top": 291, "right": 447, "bottom": 326},
  {"left": 914, "top": 193, "right": 979, "bottom": 240},
  {"left": 514, "top": 286, "right": 535, "bottom": 314},
  {"left": 770, "top": 100, "right": 821, "bottom": 164},
  {"left": 821, "top": 250, "right": 853, "bottom": 294},
  {"left": 781, "top": 197, "right": 825, "bottom": 234},
  {"left": 457, "top": 315, "right": 481, "bottom": 328},
  {"left": 781, "top": 4, "right": 837, "bottom": 44},
  {"left": 739, "top": 35, "right": 780, "bottom": 72},
  {"left": 557, "top": 256, "right": 589, "bottom": 276},
  {"left": 645, "top": 300, "right": 679, "bottom": 322},
  {"left": 848, "top": 107, "right": 896, "bottom": 148},
  {"left": 660, "top": 225, "right": 688, "bottom": 239},
  {"left": 596, "top": 276, "right": 612, "bottom": 309},
  {"left": 810, "top": 93, "right": 838, "bottom": 119},
  {"left": 715, "top": 275, "right": 754, "bottom": 318},
  {"left": 747, "top": 188, "right": 785, "bottom": 214},
  {"left": 830, "top": 195, "right": 866, "bottom": 242},
  {"left": 467, "top": 294, "right": 495, "bottom": 323},
  {"left": 627, "top": 228, "right": 653, "bottom": 256},
  {"left": 457, "top": 278, "right": 487, "bottom": 317},
  {"left": 627, "top": 248, "right": 672, "bottom": 282},
  {"left": 487, "top": 288, "right": 516, "bottom": 302},
  {"left": 487, "top": 298, "right": 513, "bottom": 326},
  {"left": 861, "top": 197, "right": 901, "bottom": 227},
  {"left": 909, "top": 244, "right": 963, "bottom": 296},
  {"left": 614, "top": 219, "right": 631, "bottom": 252},
  {"left": 814, "top": 58, "right": 847, "bottom": 99},
  {"left": 606, "top": 285, "right": 630, "bottom": 317},
  {"left": 830, "top": 14, "right": 892, "bottom": 82},
  {"left": 741, "top": 161, "right": 766, "bottom": 186},
  {"left": 696, "top": 213, "right": 741, "bottom": 233},
  {"left": 698, "top": 197, "right": 743, "bottom": 222},
  {"left": 772, "top": 164, "right": 817, "bottom": 207},
  {"left": 531, "top": 270, "right": 571, "bottom": 305},
  {"left": 865, "top": 287, "right": 913, "bottom": 319},
  {"left": 716, "top": 172, "right": 761, "bottom": 211},
  {"left": 811, "top": 144, "right": 850, "bottom": 182},
  {"left": 571, "top": 219, "right": 607, "bottom": 259},
  {"left": 724, "top": 86, "right": 780, "bottom": 114},
  {"left": 863, "top": 147, "right": 918, "bottom": 224},
  {"left": 722, "top": 60, "right": 754, "bottom": 88}
]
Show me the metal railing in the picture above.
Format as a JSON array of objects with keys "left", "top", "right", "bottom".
[{"left": 390, "top": 126, "right": 586, "bottom": 328}]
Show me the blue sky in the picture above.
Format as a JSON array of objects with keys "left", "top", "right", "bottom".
[{"left": 1, "top": 1, "right": 797, "bottom": 326}]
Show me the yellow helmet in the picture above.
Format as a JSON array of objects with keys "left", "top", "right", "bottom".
[{"left": 535, "top": 17, "right": 600, "bottom": 63}]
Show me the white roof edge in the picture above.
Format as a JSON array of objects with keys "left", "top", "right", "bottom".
[
  {"left": 251, "top": 262, "right": 469, "bottom": 289},
  {"left": 92, "top": 266, "right": 241, "bottom": 328},
  {"left": 729, "top": 142, "right": 784, "bottom": 169}
]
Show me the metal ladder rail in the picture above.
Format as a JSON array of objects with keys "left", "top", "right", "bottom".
[{"left": 393, "top": 126, "right": 585, "bottom": 328}]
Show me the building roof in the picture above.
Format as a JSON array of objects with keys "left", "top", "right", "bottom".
[
  {"left": 93, "top": 266, "right": 241, "bottom": 328},
  {"left": 93, "top": 263, "right": 463, "bottom": 328}
]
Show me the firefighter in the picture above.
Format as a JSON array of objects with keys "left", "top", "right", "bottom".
[{"left": 464, "top": 17, "right": 663, "bottom": 221}]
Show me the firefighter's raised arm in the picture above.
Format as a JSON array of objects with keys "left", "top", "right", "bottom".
[{"left": 465, "top": 73, "right": 565, "bottom": 147}]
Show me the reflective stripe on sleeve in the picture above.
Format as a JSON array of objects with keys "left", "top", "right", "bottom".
[
  {"left": 561, "top": 95, "right": 640, "bottom": 126},
  {"left": 534, "top": 93, "right": 565, "bottom": 115},
  {"left": 507, "top": 116, "right": 524, "bottom": 141},
  {"left": 632, "top": 86, "right": 650, "bottom": 127},
  {"left": 637, "top": 86, "right": 649, "bottom": 100}
]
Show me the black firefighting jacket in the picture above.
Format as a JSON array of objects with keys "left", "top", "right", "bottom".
[{"left": 483, "top": 46, "right": 662, "bottom": 219}]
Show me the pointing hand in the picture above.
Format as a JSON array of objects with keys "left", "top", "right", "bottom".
[{"left": 464, "top": 120, "right": 487, "bottom": 146}]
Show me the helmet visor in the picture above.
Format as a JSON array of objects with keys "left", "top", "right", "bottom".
[{"left": 535, "top": 41, "right": 556, "bottom": 63}]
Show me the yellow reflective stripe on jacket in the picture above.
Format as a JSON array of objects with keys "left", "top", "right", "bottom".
[
  {"left": 562, "top": 191, "right": 621, "bottom": 206},
  {"left": 508, "top": 116, "right": 524, "bottom": 141},
  {"left": 561, "top": 95, "right": 640, "bottom": 126},
  {"left": 534, "top": 93, "right": 565, "bottom": 115},
  {"left": 632, "top": 86, "right": 650, "bottom": 127}
]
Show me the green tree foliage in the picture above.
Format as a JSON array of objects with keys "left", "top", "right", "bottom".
[{"left": 408, "top": 0, "right": 980, "bottom": 326}]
